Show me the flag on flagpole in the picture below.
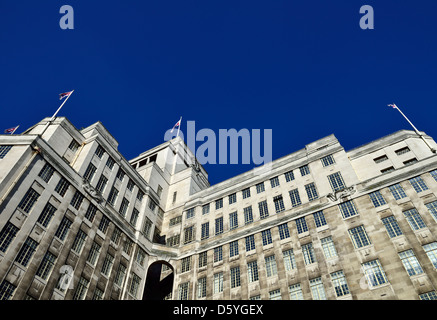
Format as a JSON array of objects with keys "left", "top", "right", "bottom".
[
  {"left": 170, "top": 118, "right": 181, "bottom": 133},
  {"left": 59, "top": 91, "right": 73, "bottom": 100},
  {"left": 4, "top": 125, "right": 19, "bottom": 134},
  {"left": 387, "top": 103, "right": 398, "bottom": 109}
]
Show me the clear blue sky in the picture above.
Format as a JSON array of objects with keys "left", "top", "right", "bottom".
[{"left": 1, "top": 1, "right": 437, "bottom": 185}]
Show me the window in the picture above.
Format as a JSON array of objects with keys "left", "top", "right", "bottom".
[
  {"left": 321, "top": 236, "right": 337, "bottom": 259},
  {"left": 0, "top": 223, "right": 19, "bottom": 253},
  {"left": 0, "top": 145, "right": 12, "bottom": 159},
  {"left": 148, "top": 198, "right": 157, "bottom": 212},
  {"left": 93, "top": 288, "right": 104, "bottom": 300},
  {"left": 123, "top": 238, "right": 134, "bottom": 256},
  {"left": 71, "top": 229, "right": 87, "bottom": 254},
  {"left": 83, "top": 163, "right": 97, "bottom": 182},
  {"left": 178, "top": 282, "right": 189, "bottom": 300},
  {"left": 389, "top": 183, "right": 407, "bottom": 200},
  {"left": 381, "top": 167, "right": 395, "bottom": 174},
  {"left": 111, "top": 228, "right": 122, "bottom": 245},
  {"left": 136, "top": 190, "right": 144, "bottom": 202},
  {"left": 395, "top": 146, "right": 410, "bottom": 155},
  {"left": 299, "top": 165, "right": 310, "bottom": 176},
  {"left": 430, "top": 170, "right": 437, "bottom": 182},
  {"left": 229, "top": 211, "right": 238, "bottom": 230},
  {"left": 426, "top": 201, "right": 437, "bottom": 222},
  {"left": 202, "top": 204, "right": 210, "bottom": 215},
  {"left": 270, "top": 176, "right": 280, "bottom": 188},
  {"left": 349, "top": 225, "right": 371, "bottom": 248},
  {"left": 98, "top": 216, "right": 110, "bottom": 233},
  {"left": 284, "top": 170, "right": 294, "bottom": 182},
  {"left": 214, "top": 272, "right": 224, "bottom": 293},
  {"left": 136, "top": 249, "right": 146, "bottom": 266},
  {"left": 95, "top": 145, "right": 105, "bottom": 158},
  {"left": 373, "top": 155, "right": 388, "bottom": 163},
  {"left": 313, "top": 210, "right": 327, "bottom": 228},
  {"left": 73, "top": 277, "right": 89, "bottom": 300},
  {"left": 85, "top": 204, "right": 97, "bottom": 222},
  {"left": 331, "top": 271, "right": 350, "bottom": 297},
  {"left": 119, "top": 198, "right": 129, "bottom": 217},
  {"left": 305, "top": 183, "right": 318, "bottom": 201},
  {"left": 261, "top": 229, "right": 272, "bottom": 246},
  {"left": 403, "top": 208, "right": 426, "bottom": 230},
  {"left": 245, "top": 235, "right": 256, "bottom": 251},
  {"left": 130, "top": 208, "right": 139, "bottom": 227},
  {"left": 142, "top": 218, "right": 153, "bottom": 239},
  {"left": 269, "top": 289, "right": 282, "bottom": 300},
  {"left": 129, "top": 273, "right": 141, "bottom": 298},
  {"left": 419, "top": 291, "right": 437, "bottom": 300},
  {"left": 242, "top": 188, "right": 251, "bottom": 199},
  {"left": 186, "top": 208, "right": 195, "bottom": 219},
  {"left": 15, "top": 237, "right": 38, "bottom": 267},
  {"left": 321, "top": 154, "right": 335, "bottom": 167},
  {"left": 289, "top": 189, "right": 301, "bottom": 207},
  {"left": 399, "top": 250, "right": 423, "bottom": 276},
  {"left": 423, "top": 242, "right": 437, "bottom": 268},
  {"left": 328, "top": 172, "right": 345, "bottom": 191},
  {"left": 70, "top": 191, "right": 84, "bottom": 210},
  {"left": 382, "top": 216, "right": 403, "bottom": 238},
  {"left": 258, "top": 200, "right": 269, "bottom": 219},
  {"left": 273, "top": 195, "right": 285, "bottom": 213},
  {"left": 18, "top": 188, "right": 40, "bottom": 213},
  {"left": 214, "top": 246, "right": 223, "bottom": 262},
  {"left": 87, "top": 242, "right": 101, "bottom": 266},
  {"left": 302, "top": 243, "right": 316, "bottom": 265},
  {"left": 228, "top": 193, "right": 236, "bottom": 204},
  {"left": 229, "top": 240, "right": 239, "bottom": 257},
  {"left": 199, "top": 252, "right": 207, "bottom": 268},
  {"left": 215, "top": 198, "right": 223, "bottom": 210},
  {"left": 247, "top": 261, "right": 259, "bottom": 282},
  {"left": 116, "top": 168, "right": 125, "bottom": 181},
  {"left": 127, "top": 179, "right": 135, "bottom": 191},
  {"left": 309, "top": 277, "right": 326, "bottom": 300},
  {"left": 215, "top": 217, "right": 224, "bottom": 235},
  {"left": 55, "top": 217, "right": 72, "bottom": 241},
  {"left": 181, "top": 256, "right": 191, "bottom": 273},
  {"left": 369, "top": 190, "right": 387, "bottom": 207},
  {"left": 296, "top": 217, "right": 308, "bottom": 234},
  {"left": 244, "top": 206, "right": 253, "bottom": 225},
  {"left": 283, "top": 249, "right": 297, "bottom": 271},
  {"left": 101, "top": 254, "right": 115, "bottom": 276},
  {"left": 230, "top": 267, "right": 241, "bottom": 288},
  {"left": 250, "top": 295, "right": 261, "bottom": 300},
  {"left": 36, "top": 251, "right": 56, "bottom": 280},
  {"left": 338, "top": 200, "right": 358, "bottom": 219},
  {"left": 0, "top": 280, "right": 16, "bottom": 300},
  {"left": 256, "top": 182, "right": 265, "bottom": 193},
  {"left": 114, "top": 264, "right": 127, "bottom": 287},
  {"left": 39, "top": 163, "right": 55, "bottom": 183},
  {"left": 361, "top": 259, "right": 388, "bottom": 288},
  {"left": 55, "top": 177, "right": 70, "bottom": 196},
  {"left": 37, "top": 202, "right": 56, "bottom": 228},
  {"left": 197, "top": 277, "right": 207, "bottom": 298},
  {"left": 105, "top": 157, "right": 115, "bottom": 170},
  {"left": 278, "top": 223, "right": 290, "bottom": 240},
  {"left": 201, "top": 222, "right": 209, "bottom": 240},
  {"left": 265, "top": 255, "right": 278, "bottom": 277},
  {"left": 95, "top": 175, "right": 108, "bottom": 193},
  {"left": 183, "top": 226, "right": 194, "bottom": 244},
  {"left": 169, "top": 216, "right": 182, "bottom": 226},
  {"left": 108, "top": 187, "right": 119, "bottom": 206},
  {"left": 289, "top": 284, "right": 303, "bottom": 300},
  {"left": 403, "top": 158, "right": 418, "bottom": 166},
  {"left": 409, "top": 176, "right": 428, "bottom": 193}
]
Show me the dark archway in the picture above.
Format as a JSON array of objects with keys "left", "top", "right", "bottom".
[{"left": 142, "top": 261, "right": 174, "bottom": 300}]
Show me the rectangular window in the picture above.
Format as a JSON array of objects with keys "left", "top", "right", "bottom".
[
  {"left": 256, "top": 182, "right": 265, "bottom": 193},
  {"left": 123, "top": 238, "right": 134, "bottom": 256},
  {"left": 178, "top": 282, "right": 189, "bottom": 300},
  {"left": 283, "top": 249, "right": 297, "bottom": 271},
  {"left": 284, "top": 170, "right": 295, "bottom": 182},
  {"left": 229, "top": 240, "right": 239, "bottom": 257},
  {"left": 0, "top": 280, "right": 16, "bottom": 300},
  {"left": 273, "top": 195, "right": 285, "bottom": 213},
  {"left": 313, "top": 210, "right": 327, "bottom": 228},
  {"left": 247, "top": 260, "right": 259, "bottom": 282},
  {"left": 98, "top": 216, "right": 110, "bottom": 233},
  {"left": 84, "top": 204, "right": 97, "bottom": 222},
  {"left": 83, "top": 163, "right": 97, "bottom": 182},
  {"left": 403, "top": 158, "right": 418, "bottom": 166},
  {"left": 302, "top": 243, "right": 316, "bottom": 265},
  {"left": 338, "top": 200, "right": 358, "bottom": 219},
  {"left": 289, "top": 189, "right": 301, "bottom": 207},
  {"left": 265, "top": 255, "right": 278, "bottom": 277},
  {"left": 296, "top": 217, "right": 308, "bottom": 234},
  {"left": 202, "top": 204, "right": 210, "bottom": 215},
  {"left": 129, "top": 273, "right": 141, "bottom": 298},
  {"left": 215, "top": 198, "right": 223, "bottom": 210},
  {"left": 197, "top": 277, "right": 207, "bottom": 298},
  {"left": 55, "top": 177, "right": 70, "bottom": 196},
  {"left": 129, "top": 208, "right": 139, "bottom": 227},
  {"left": 403, "top": 208, "right": 426, "bottom": 230},
  {"left": 381, "top": 167, "right": 395, "bottom": 174},
  {"left": 108, "top": 187, "right": 119, "bottom": 206},
  {"left": 181, "top": 256, "right": 191, "bottom": 273},
  {"left": 186, "top": 208, "right": 195, "bottom": 219},
  {"left": 230, "top": 267, "right": 241, "bottom": 288},
  {"left": 243, "top": 206, "right": 254, "bottom": 225},
  {"left": 101, "top": 254, "right": 115, "bottom": 276},
  {"left": 399, "top": 249, "right": 423, "bottom": 276},
  {"left": 331, "top": 271, "right": 350, "bottom": 297},
  {"left": 419, "top": 291, "right": 437, "bottom": 300},
  {"left": 38, "top": 163, "right": 55, "bottom": 183},
  {"left": 214, "top": 246, "right": 223, "bottom": 262},
  {"left": 0, "top": 223, "right": 19, "bottom": 253},
  {"left": 261, "top": 229, "right": 272, "bottom": 246},
  {"left": 395, "top": 146, "right": 410, "bottom": 155},
  {"left": 0, "top": 145, "right": 12, "bottom": 159},
  {"left": 18, "top": 188, "right": 40, "bottom": 213},
  {"left": 106, "top": 157, "right": 115, "bottom": 170},
  {"left": 289, "top": 283, "right": 303, "bottom": 300},
  {"left": 114, "top": 264, "right": 127, "bottom": 287},
  {"left": 142, "top": 218, "right": 153, "bottom": 239},
  {"left": 229, "top": 211, "right": 238, "bottom": 230},
  {"left": 388, "top": 183, "right": 407, "bottom": 200},
  {"left": 136, "top": 249, "right": 146, "bottom": 266},
  {"left": 37, "top": 202, "right": 56, "bottom": 228},
  {"left": 328, "top": 172, "right": 345, "bottom": 191},
  {"left": 36, "top": 251, "right": 56, "bottom": 280},
  {"left": 423, "top": 242, "right": 437, "bottom": 268},
  {"left": 321, "top": 154, "right": 335, "bottom": 167},
  {"left": 169, "top": 216, "right": 182, "bottom": 226},
  {"left": 116, "top": 168, "right": 125, "bottom": 181},
  {"left": 73, "top": 277, "right": 89, "bottom": 300},
  {"left": 199, "top": 252, "right": 207, "bottom": 268},
  {"left": 95, "top": 145, "right": 105, "bottom": 158},
  {"left": 70, "top": 191, "right": 84, "bottom": 210},
  {"left": 55, "top": 216, "right": 72, "bottom": 241},
  {"left": 183, "top": 226, "right": 194, "bottom": 244},
  {"left": 382, "top": 216, "right": 403, "bottom": 238},
  {"left": 321, "top": 236, "right": 337, "bottom": 259},
  {"left": 430, "top": 170, "right": 437, "bottom": 182},
  {"left": 409, "top": 176, "right": 428, "bottom": 193},
  {"left": 215, "top": 217, "right": 224, "bottom": 235},
  {"left": 214, "top": 272, "right": 224, "bottom": 293},
  {"left": 71, "top": 229, "right": 87, "bottom": 254},
  {"left": 136, "top": 190, "right": 144, "bottom": 202},
  {"left": 373, "top": 155, "right": 388, "bottom": 163},
  {"left": 309, "top": 277, "right": 327, "bottom": 300},
  {"left": 15, "top": 237, "right": 38, "bottom": 267},
  {"left": 270, "top": 176, "right": 280, "bottom": 188},
  {"left": 201, "top": 222, "right": 209, "bottom": 240},
  {"left": 278, "top": 223, "right": 290, "bottom": 240},
  {"left": 245, "top": 235, "right": 256, "bottom": 251},
  {"left": 228, "top": 193, "right": 237, "bottom": 204},
  {"left": 300, "top": 165, "right": 310, "bottom": 176},
  {"left": 242, "top": 188, "right": 251, "bottom": 199},
  {"left": 362, "top": 259, "right": 388, "bottom": 288},
  {"left": 426, "top": 201, "right": 437, "bottom": 222},
  {"left": 348, "top": 225, "right": 371, "bottom": 248},
  {"left": 258, "top": 200, "right": 269, "bottom": 219},
  {"left": 87, "top": 242, "right": 101, "bottom": 266},
  {"left": 369, "top": 190, "right": 387, "bottom": 207},
  {"left": 119, "top": 198, "right": 129, "bottom": 217},
  {"left": 127, "top": 179, "right": 135, "bottom": 191},
  {"left": 269, "top": 289, "right": 282, "bottom": 300},
  {"left": 305, "top": 183, "right": 318, "bottom": 201},
  {"left": 95, "top": 175, "right": 108, "bottom": 194}
]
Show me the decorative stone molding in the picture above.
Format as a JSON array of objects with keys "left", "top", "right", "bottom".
[{"left": 327, "top": 185, "right": 356, "bottom": 202}]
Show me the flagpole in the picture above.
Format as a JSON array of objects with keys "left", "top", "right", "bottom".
[
  {"left": 390, "top": 103, "right": 436, "bottom": 153},
  {"left": 177, "top": 116, "right": 182, "bottom": 138},
  {"left": 41, "top": 90, "right": 74, "bottom": 137},
  {"left": 10, "top": 125, "right": 19, "bottom": 135}
]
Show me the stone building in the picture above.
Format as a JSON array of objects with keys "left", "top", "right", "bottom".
[{"left": 1, "top": 117, "right": 437, "bottom": 300}]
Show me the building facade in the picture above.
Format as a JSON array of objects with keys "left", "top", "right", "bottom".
[{"left": 1, "top": 117, "right": 437, "bottom": 300}]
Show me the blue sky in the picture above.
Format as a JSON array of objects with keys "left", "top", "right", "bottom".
[{"left": 1, "top": 1, "right": 437, "bottom": 185}]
